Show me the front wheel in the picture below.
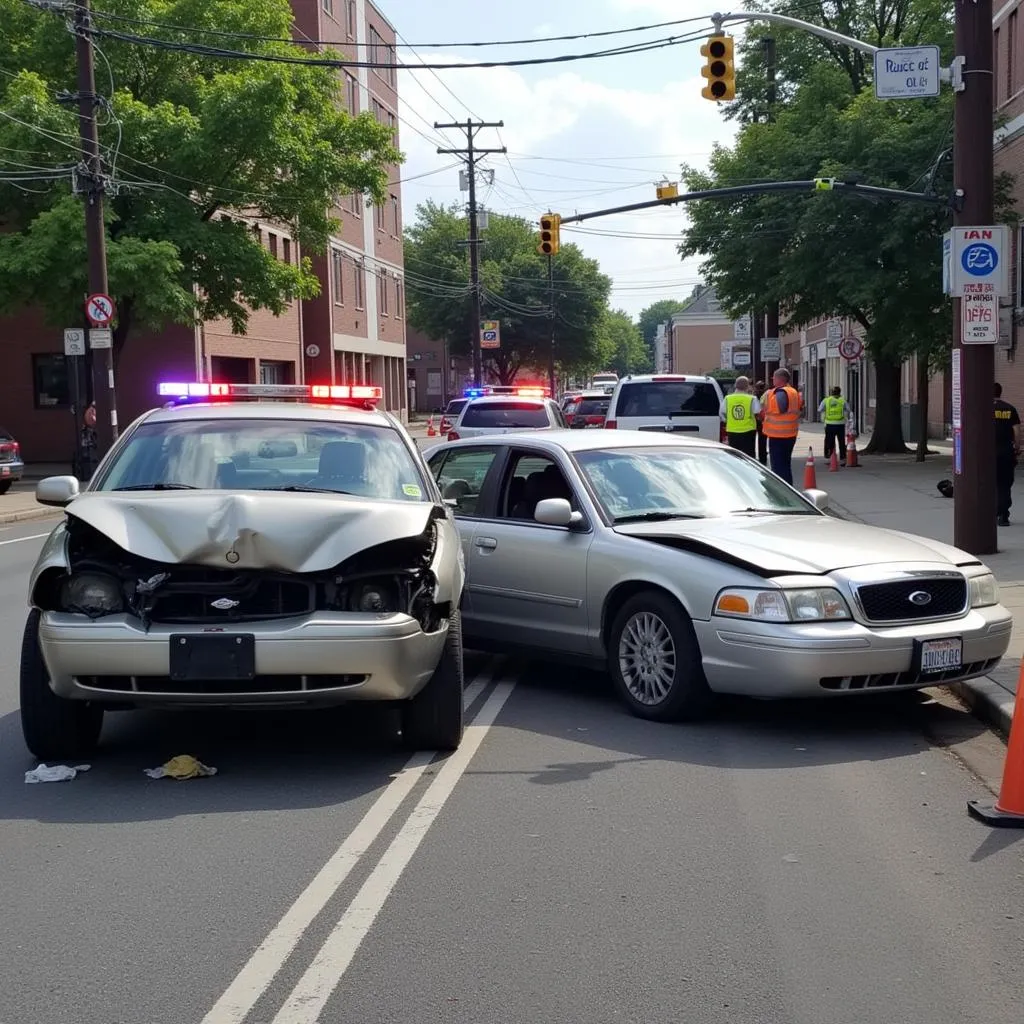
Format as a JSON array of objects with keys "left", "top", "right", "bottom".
[
  {"left": 0, "top": 480, "right": 12, "bottom": 495},
  {"left": 608, "top": 591, "right": 712, "bottom": 722},
  {"left": 20, "top": 609, "right": 104, "bottom": 760},
  {"left": 401, "top": 612, "right": 465, "bottom": 751}
]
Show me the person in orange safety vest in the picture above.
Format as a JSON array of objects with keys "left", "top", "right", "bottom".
[{"left": 761, "top": 367, "right": 803, "bottom": 485}]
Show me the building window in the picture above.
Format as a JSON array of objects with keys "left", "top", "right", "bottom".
[
  {"left": 374, "top": 201, "right": 386, "bottom": 232},
  {"left": 32, "top": 353, "right": 70, "bottom": 408},
  {"left": 379, "top": 271, "right": 389, "bottom": 315},
  {"left": 322, "top": 0, "right": 333, "bottom": 16},
  {"left": 283, "top": 237, "right": 291, "bottom": 264},
  {"left": 331, "top": 250, "right": 344, "bottom": 304},
  {"left": 1010, "top": 12, "right": 1018, "bottom": 99},
  {"left": 260, "top": 360, "right": 292, "bottom": 384},
  {"left": 348, "top": 192, "right": 361, "bottom": 217},
  {"left": 268, "top": 233, "right": 278, "bottom": 258},
  {"left": 369, "top": 26, "right": 382, "bottom": 69},
  {"left": 354, "top": 261, "right": 365, "bottom": 309},
  {"left": 395, "top": 276, "right": 404, "bottom": 318},
  {"left": 390, "top": 193, "right": 400, "bottom": 235},
  {"left": 346, "top": 0, "right": 356, "bottom": 38},
  {"left": 252, "top": 224, "right": 261, "bottom": 243},
  {"left": 344, "top": 73, "right": 358, "bottom": 115},
  {"left": 387, "top": 111, "right": 396, "bottom": 139}
]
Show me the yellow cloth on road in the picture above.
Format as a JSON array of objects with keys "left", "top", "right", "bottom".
[{"left": 144, "top": 754, "right": 217, "bottom": 780}]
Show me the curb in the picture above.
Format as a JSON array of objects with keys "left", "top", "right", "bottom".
[
  {"left": 0, "top": 506, "right": 61, "bottom": 526},
  {"left": 827, "top": 493, "right": 1014, "bottom": 736}
]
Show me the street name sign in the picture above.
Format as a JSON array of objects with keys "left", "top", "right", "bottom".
[{"left": 873, "top": 46, "right": 941, "bottom": 99}]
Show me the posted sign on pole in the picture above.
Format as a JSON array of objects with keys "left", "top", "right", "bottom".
[
  {"left": 480, "top": 320, "right": 500, "bottom": 350},
  {"left": 951, "top": 226, "right": 1009, "bottom": 344},
  {"left": 873, "top": 46, "right": 941, "bottom": 99}
]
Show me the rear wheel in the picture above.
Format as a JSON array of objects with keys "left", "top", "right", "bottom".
[
  {"left": 608, "top": 591, "right": 712, "bottom": 722},
  {"left": 20, "top": 609, "right": 104, "bottom": 760},
  {"left": 401, "top": 612, "right": 465, "bottom": 752}
]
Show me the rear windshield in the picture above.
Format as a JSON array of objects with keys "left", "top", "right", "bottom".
[
  {"left": 616, "top": 381, "right": 719, "bottom": 418},
  {"left": 444, "top": 399, "right": 468, "bottom": 415},
  {"left": 577, "top": 397, "right": 610, "bottom": 416},
  {"left": 461, "top": 402, "right": 549, "bottom": 428}
]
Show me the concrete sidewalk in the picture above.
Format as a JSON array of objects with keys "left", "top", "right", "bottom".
[{"left": 795, "top": 422, "right": 1020, "bottom": 735}]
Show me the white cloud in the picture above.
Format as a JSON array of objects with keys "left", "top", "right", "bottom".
[{"left": 396, "top": 51, "right": 737, "bottom": 318}]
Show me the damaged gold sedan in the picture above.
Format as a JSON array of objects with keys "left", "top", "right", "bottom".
[{"left": 21, "top": 383, "right": 466, "bottom": 760}]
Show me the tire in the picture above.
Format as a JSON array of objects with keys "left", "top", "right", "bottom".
[
  {"left": 608, "top": 591, "right": 712, "bottom": 722},
  {"left": 20, "top": 609, "right": 104, "bottom": 760},
  {"left": 401, "top": 612, "right": 465, "bottom": 752},
  {"left": 0, "top": 480, "right": 11, "bottom": 495}
]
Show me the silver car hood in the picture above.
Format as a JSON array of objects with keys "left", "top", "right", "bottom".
[
  {"left": 613, "top": 514, "right": 976, "bottom": 575},
  {"left": 64, "top": 491, "right": 436, "bottom": 572}
]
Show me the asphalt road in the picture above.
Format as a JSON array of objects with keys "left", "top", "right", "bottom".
[{"left": 2, "top": 515, "right": 1024, "bottom": 1024}]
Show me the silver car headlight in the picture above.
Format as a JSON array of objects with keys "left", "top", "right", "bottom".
[
  {"left": 969, "top": 573, "right": 999, "bottom": 608},
  {"left": 59, "top": 573, "right": 124, "bottom": 616},
  {"left": 714, "top": 587, "right": 851, "bottom": 622}
]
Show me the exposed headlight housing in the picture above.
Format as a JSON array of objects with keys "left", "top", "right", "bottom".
[
  {"left": 59, "top": 573, "right": 124, "bottom": 616},
  {"left": 969, "top": 573, "right": 999, "bottom": 608},
  {"left": 714, "top": 587, "right": 851, "bottom": 622},
  {"left": 349, "top": 579, "right": 402, "bottom": 614}
]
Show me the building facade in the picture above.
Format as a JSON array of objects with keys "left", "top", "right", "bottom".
[{"left": 0, "top": 0, "right": 407, "bottom": 463}]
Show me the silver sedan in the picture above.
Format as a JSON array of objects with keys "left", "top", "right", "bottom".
[{"left": 424, "top": 430, "right": 1012, "bottom": 721}]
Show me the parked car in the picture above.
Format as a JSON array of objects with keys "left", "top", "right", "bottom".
[
  {"left": 0, "top": 426, "right": 24, "bottom": 494},
  {"left": 21, "top": 381, "right": 466, "bottom": 760},
  {"left": 439, "top": 397, "right": 471, "bottom": 436},
  {"left": 564, "top": 390, "right": 611, "bottom": 428},
  {"left": 447, "top": 394, "right": 567, "bottom": 440},
  {"left": 425, "top": 430, "right": 1011, "bottom": 721},
  {"left": 605, "top": 373, "right": 726, "bottom": 443}
]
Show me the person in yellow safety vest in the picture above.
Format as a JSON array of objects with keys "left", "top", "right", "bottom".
[
  {"left": 818, "top": 385, "right": 852, "bottom": 466},
  {"left": 762, "top": 367, "right": 803, "bottom": 485},
  {"left": 720, "top": 376, "right": 761, "bottom": 458}
]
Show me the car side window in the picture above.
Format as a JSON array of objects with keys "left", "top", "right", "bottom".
[
  {"left": 428, "top": 448, "right": 498, "bottom": 517},
  {"left": 498, "top": 451, "right": 575, "bottom": 521}
]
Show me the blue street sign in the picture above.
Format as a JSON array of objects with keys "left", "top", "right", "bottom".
[{"left": 960, "top": 242, "right": 998, "bottom": 277}]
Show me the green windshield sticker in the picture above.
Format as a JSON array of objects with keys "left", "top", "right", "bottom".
[{"left": 402, "top": 483, "right": 422, "bottom": 497}]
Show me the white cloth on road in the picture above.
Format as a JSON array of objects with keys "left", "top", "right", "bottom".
[{"left": 24, "top": 763, "right": 91, "bottom": 783}]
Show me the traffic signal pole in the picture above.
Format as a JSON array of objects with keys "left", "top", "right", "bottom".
[
  {"left": 436, "top": 121, "right": 506, "bottom": 389},
  {"left": 951, "top": 0, "right": 996, "bottom": 555}
]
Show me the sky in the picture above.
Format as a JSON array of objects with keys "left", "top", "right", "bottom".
[{"left": 381, "top": 0, "right": 742, "bottom": 320}]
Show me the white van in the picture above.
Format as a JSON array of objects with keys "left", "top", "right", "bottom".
[{"left": 604, "top": 374, "right": 726, "bottom": 443}]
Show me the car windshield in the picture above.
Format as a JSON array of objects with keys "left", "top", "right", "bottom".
[
  {"left": 93, "top": 418, "right": 429, "bottom": 502},
  {"left": 461, "top": 401, "right": 549, "bottom": 428},
  {"left": 574, "top": 446, "right": 818, "bottom": 521},
  {"left": 616, "top": 381, "right": 719, "bottom": 417}
]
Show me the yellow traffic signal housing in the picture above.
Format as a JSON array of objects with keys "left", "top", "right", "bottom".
[
  {"left": 656, "top": 181, "right": 679, "bottom": 200},
  {"left": 700, "top": 34, "right": 736, "bottom": 102},
  {"left": 538, "top": 212, "right": 561, "bottom": 255}
]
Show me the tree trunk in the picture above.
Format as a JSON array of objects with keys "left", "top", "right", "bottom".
[
  {"left": 863, "top": 355, "right": 910, "bottom": 454},
  {"left": 915, "top": 353, "right": 931, "bottom": 462},
  {"left": 489, "top": 353, "right": 519, "bottom": 385}
]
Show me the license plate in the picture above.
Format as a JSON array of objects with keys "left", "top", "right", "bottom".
[
  {"left": 916, "top": 637, "right": 963, "bottom": 674},
  {"left": 169, "top": 634, "right": 256, "bottom": 682}
]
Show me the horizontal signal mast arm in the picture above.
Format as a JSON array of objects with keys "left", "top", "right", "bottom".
[{"left": 555, "top": 179, "right": 946, "bottom": 225}]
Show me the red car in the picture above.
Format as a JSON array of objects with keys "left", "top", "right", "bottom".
[
  {"left": 0, "top": 425, "right": 24, "bottom": 495},
  {"left": 563, "top": 391, "right": 611, "bottom": 428}
]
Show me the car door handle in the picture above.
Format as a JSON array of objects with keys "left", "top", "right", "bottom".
[{"left": 474, "top": 536, "right": 498, "bottom": 550}]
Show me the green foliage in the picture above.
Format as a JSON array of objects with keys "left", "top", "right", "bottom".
[
  {"left": 0, "top": 0, "right": 399, "bottom": 358},
  {"left": 598, "top": 309, "right": 649, "bottom": 376},
  {"left": 637, "top": 298, "right": 687, "bottom": 350},
  {"left": 403, "top": 201, "right": 612, "bottom": 383}
]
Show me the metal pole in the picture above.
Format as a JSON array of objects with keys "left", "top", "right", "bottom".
[
  {"left": 73, "top": 0, "right": 117, "bottom": 452},
  {"left": 952, "top": 0, "right": 996, "bottom": 555},
  {"left": 548, "top": 253, "right": 556, "bottom": 395}
]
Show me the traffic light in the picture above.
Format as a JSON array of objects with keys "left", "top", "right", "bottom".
[
  {"left": 700, "top": 34, "right": 735, "bottom": 102},
  {"left": 538, "top": 213, "right": 561, "bottom": 256}
]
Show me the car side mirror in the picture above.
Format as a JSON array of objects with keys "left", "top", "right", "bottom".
[
  {"left": 804, "top": 488, "right": 830, "bottom": 511},
  {"left": 36, "top": 475, "right": 80, "bottom": 507},
  {"left": 534, "top": 497, "right": 583, "bottom": 528}
]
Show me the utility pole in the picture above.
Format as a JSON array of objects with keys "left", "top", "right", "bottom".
[
  {"left": 436, "top": 120, "right": 506, "bottom": 388},
  {"left": 547, "top": 254, "right": 556, "bottom": 394},
  {"left": 73, "top": 0, "right": 118, "bottom": 453},
  {"left": 952, "top": 0, "right": 996, "bottom": 555},
  {"left": 763, "top": 35, "right": 781, "bottom": 382}
]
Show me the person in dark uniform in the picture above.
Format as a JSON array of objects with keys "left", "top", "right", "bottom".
[
  {"left": 994, "top": 382, "right": 1021, "bottom": 527},
  {"left": 753, "top": 380, "right": 768, "bottom": 465}
]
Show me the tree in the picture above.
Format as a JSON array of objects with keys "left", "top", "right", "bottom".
[
  {"left": 404, "top": 201, "right": 611, "bottom": 383},
  {"left": 637, "top": 298, "right": 688, "bottom": 356},
  {"left": 599, "top": 309, "right": 649, "bottom": 377},
  {"left": 0, "top": 0, "right": 399, "bottom": 366}
]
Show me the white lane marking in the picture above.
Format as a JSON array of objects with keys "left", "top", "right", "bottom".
[
  {"left": 201, "top": 660, "right": 498, "bottom": 1024},
  {"left": 0, "top": 532, "right": 50, "bottom": 547},
  {"left": 272, "top": 679, "right": 516, "bottom": 1024}
]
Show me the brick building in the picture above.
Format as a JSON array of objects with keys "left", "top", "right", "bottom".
[{"left": 0, "top": 0, "right": 407, "bottom": 462}]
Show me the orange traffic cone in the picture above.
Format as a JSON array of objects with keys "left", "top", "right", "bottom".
[
  {"left": 829, "top": 449, "right": 840, "bottom": 473},
  {"left": 967, "top": 665, "right": 1024, "bottom": 827},
  {"left": 802, "top": 447, "right": 817, "bottom": 490},
  {"left": 426, "top": 415, "right": 437, "bottom": 437},
  {"left": 846, "top": 433, "right": 860, "bottom": 468}
]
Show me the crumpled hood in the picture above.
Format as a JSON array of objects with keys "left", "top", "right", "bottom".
[
  {"left": 613, "top": 514, "right": 975, "bottom": 575},
  {"left": 65, "top": 491, "right": 436, "bottom": 572}
]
